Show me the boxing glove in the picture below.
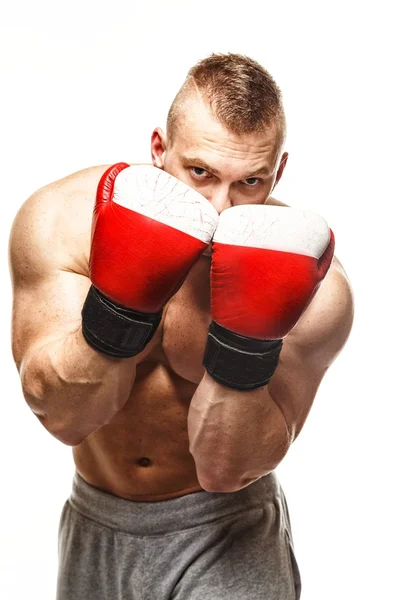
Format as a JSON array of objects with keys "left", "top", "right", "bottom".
[
  {"left": 82, "top": 163, "right": 218, "bottom": 357},
  {"left": 203, "top": 205, "right": 335, "bottom": 390}
]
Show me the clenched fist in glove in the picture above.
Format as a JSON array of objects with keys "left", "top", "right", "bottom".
[
  {"left": 203, "top": 205, "right": 335, "bottom": 390},
  {"left": 82, "top": 163, "right": 218, "bottom": 358}
]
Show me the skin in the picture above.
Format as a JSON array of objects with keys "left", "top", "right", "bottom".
[{"left": 9, "top": 93, "right": 354, "bottom": 500}]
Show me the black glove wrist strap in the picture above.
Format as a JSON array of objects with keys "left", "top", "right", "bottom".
[
  {"left": 203, "top": 321, "right": 283, "bottom": 391},
  {"left": 81, "top": 285, "right": 162, "bottom": 358}
]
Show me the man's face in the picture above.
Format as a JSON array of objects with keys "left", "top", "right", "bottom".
[{"left": 151, "top": 94, "right": 288, "bottom": 215}]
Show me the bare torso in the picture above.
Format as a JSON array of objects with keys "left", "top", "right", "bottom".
[{"left": 51, "top": 163, "right": 302, "bottom": 501}]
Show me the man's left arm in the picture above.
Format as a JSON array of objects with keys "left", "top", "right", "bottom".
[{"left": 188, "top": 257, "right": 354, "bottom": 492}]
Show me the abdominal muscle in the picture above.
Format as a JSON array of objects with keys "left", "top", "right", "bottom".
[{"left": 73, "top": 361, "right": 203, "bottom": 501}]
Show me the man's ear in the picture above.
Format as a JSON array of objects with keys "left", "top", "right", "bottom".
[
  {"left": 151, "top": 128, "right": 167, "bottom": 168},
  {"left": 272, "top": 152, "right": 289, "bottom": 190}
]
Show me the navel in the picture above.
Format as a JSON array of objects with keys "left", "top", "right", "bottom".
[{"left": 136, "top": 457, "right": 152, "bottom": 467}]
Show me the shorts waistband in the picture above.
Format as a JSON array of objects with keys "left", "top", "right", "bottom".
[{"left": 68, "top": 470, "right": 281, "bottom": 536}]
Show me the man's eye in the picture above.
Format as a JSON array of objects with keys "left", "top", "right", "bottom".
[
  {"left": 242, "top": 177, "right": 260, "bottom": 187},
  {"left": 191, "top": 167, "right": 209, "bottom": 178}
]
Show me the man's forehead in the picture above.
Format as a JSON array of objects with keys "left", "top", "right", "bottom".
[
  {"left": 175, "top": 105, "right": 280, "bottom": 155},
  {"left": 174, "top": 125, "right": 281, "bottom": 174}
]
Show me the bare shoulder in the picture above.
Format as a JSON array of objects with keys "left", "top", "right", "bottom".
[{"left": 9, "top": 164, "right": 111, "bottom": 278}]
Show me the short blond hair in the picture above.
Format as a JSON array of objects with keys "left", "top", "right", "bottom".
[{"left": 167, "top": 53, "right": 286, "bottom": 146}]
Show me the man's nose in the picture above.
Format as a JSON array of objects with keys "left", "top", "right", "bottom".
[{"left": 207, "top": 185, "right": 232, "bottom": 215}]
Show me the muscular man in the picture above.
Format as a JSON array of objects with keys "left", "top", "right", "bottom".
[{"left": 9, "top": 54, "right": 354, "bottom": 599}]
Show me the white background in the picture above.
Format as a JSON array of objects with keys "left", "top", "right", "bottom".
[{"left": 1, "top": 1, "right": 398, "bottom": 598}]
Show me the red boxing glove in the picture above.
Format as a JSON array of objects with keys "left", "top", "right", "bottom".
[
  {"left": 82, "top": 163, "right": 218, "bottom": 357},
  {"left": 203, "top": 205, "right": 335, "bottom": 390}
]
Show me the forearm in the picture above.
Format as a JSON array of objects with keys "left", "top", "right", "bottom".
[
  {"left": 188, "top": 372, "right": 291, "bottom": 492},
  {"left": 20, "top": 327, "right": 137, "bottom": 445}
]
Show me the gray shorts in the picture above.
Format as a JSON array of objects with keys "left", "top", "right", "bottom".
[{"left": 57, "top": 471, "right": 301, "bottom": 599}]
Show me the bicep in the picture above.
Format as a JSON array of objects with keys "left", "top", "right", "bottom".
[{"left": 9, "top": 192, "right": 91, "bottom": 370}]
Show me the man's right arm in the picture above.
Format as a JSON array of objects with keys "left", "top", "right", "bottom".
[
  {"left": 10, "top": 164, "right": 219, "bottom": 446},
  {"left": 9, "top": 187, "right": 138, "bottom": 446}
]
